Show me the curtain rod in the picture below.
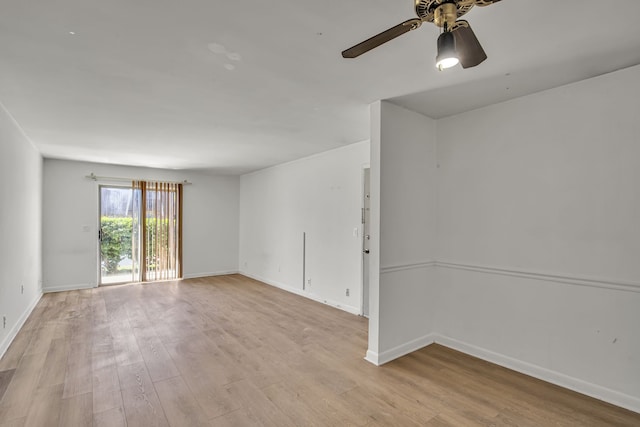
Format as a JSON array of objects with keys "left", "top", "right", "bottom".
[{"left": 85, "top": 173, "right": 192, "bottom": 185}]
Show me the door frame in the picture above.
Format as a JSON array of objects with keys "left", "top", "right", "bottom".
[
  {"left": 360, "top": 164, "right": 371, "bottom": 317},
  {"left": 97, "top": 184, "right": 136, "bottom": 286}
]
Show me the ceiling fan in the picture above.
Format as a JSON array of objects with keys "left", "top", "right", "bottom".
[{"left": 342, "top": 0, "right": 502, "bottom": 70}]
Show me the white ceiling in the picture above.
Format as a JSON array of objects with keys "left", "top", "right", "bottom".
[{"left": 2, "top": 1, "right": 640, "bottom": 174}]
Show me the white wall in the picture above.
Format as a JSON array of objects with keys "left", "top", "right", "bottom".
[
  {"left": 0, "top": 102, "right": 42, "bottom": 358},
  {"left": 370, "top": 64, "right": 640, "bottom": 412},
  {"left": 434, "top": 64, "right": 640, "bottom": 411},
  {"left": 367, "top": 101, "right": 438, "bottom": 364},
  {"left": 239, "top": 141, "right": 369, "bottom": 315},
  {"left": 42, "top": 159, "right": 239, "bottom": 291}
]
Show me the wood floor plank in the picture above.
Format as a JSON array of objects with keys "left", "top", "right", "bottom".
[
  {"left": 268, "top": 379, "right": 371, "bottom": 426},
  {"left": 205, "top": 328, "right": 284, "bottom": 390},
  {"left": 36, "top": 338, "right": 69, "bottom": 388},
  {"left": 111, "top": 322, "right": 145, "bottom": 367},
  {"left": 92, "top": 341, "right": 123, "bottom": 415},
  {"left": 58, "top": 391, "right": 93, "bottom": 427},
  {"left": 154, "top": 375, "right": 210, "bottom": 426},
  {"left": 261, "top": 381, "right": 336, "bottom": 426},
  {"left": 91, "top": 324, "right": 114, "bottom": 355},
  {"left": 121, "top": 381, "right": 169, "bottom": 427},
  {"left": 94, "top": 406, "right": 127, "bottom": 427},
  {"left": 23, "top": 322, "right": 57, "bottom": 356},
  {"left": 164, "top": 336, "right": 244, "bottom": 386},
  {"left": 0, "top": 274, "right": 638, "bottom": 426},
  {"left": 22, "top": 383, "right": 63, "bottom": 427},
  {"left": 116, "top": 360, "right": 153, "bottom": 391},
  {"left": 92, "top": 387, "right": 123, "bottom": 416},
  {"left": 224, "top": 379, "right": 296, "bottom": 427},
  {"left": 209, "top": 407, "right": 263, "bottom": 427},
  {"left": 182, "top": 374, "right": 242, "bottom": 420},
  {"left": 133, "top": 332, "right": 180, "bottom": 383},
  {"left": 0, "top": 352, "right": 47, "bottom": 421},
  {"left": 0, "top": 369, "right": 16, "bottom": 403},
  {"left": 0, "top": 417, "right": 25, "bottom": 427},
  {"left": 0, "top": 331, "right": 34, "bottom": 371},
  {"left": 92, "top": 350, "right": 120, "bottom": 392},
  {"left": 62, "top": 340, "right": 92, "bottom": 398}
]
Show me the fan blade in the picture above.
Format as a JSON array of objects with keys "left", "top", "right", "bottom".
[
  {"left": 452, "top": 20, "right": 487, "bottom": 68},
  {"left": 475, "top": 0, "right": 501, "bottom": 6},
  {"left": 342, "top": 19, "right": 422, "bottom": 58}
]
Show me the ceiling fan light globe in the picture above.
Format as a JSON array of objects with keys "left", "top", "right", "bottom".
[
  {"left": 435, "top": 31, "right": 459, "bottom": 70},
  {"left": 436, "top": 56, "right": 459, "bottom": 70}
]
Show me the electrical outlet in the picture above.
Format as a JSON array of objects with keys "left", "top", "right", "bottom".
[
  {"left": 346, "top": 288, "right": 350, "bottom": 297},
  {"left": 3, "top": 316, "right": 6, "bottom": 329},
  {"left": 21, "top": 284, "right": 24, "bottom": 294},
  {"left": 307, "top": 278, "right": 312, "bottom": 286}
]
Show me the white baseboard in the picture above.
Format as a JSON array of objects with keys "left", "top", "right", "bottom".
[
  {"left": 366, "top": 332, "right": 639, "bottom": 413},
  {"left": 365, "top": 349, "right": 380, "bottom": 365},
  {"left": 365, "top": 333, "right": 437, "bottom": 366},
  {"left": 183, "top": 270, "right": 239, "bottom": 279},
  {"left": 240, "top": 271, "right": 361, "bottom": 316},
  {"left": 43, "top": 283, "right": 96, "bottom": 293},
  {"left": 433, "top": 334, "right": 640, "bottom": 414},
  {"left": 42, "top": 272, "right": 241, "bottom": 291},
  {"left": 0, "top": 292, "right": 42, "bottom": 360}
]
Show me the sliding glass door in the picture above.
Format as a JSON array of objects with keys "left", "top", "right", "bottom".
[
  {"left": 99, "top": 182, "right": 182, "bottom": 286},
  {"left": 99, "top": 186, "right": 135, "bottom": 285}
]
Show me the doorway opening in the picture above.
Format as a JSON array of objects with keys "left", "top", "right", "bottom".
[
  {"left": 362, "top": 167, "right": 371, "bottom": 317},
  {"left": 98, "top": 182, "right": 183, "bottom": 286},
  {"left": 99, "top": 185, "right": 135, "bottom": 285}
]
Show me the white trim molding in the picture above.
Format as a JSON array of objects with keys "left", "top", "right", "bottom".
[
  {"left": 436, "top": 260, "right": 640, "bottom": 293},
  {"left": 365, "top": 333, "right": 437, "bottom": 366},
  {"left": 433, "top": 334, "right": 640, "bottom": 414},
  {"left": 365, "top": 349, "right": 381, "bottom": 366},
  {"left": 43, "top": 283, "right": 97, "bottom": 293},
  {"left": 367, "top": 333, "right": 640, "bottom": 413},
  {"left": 240, "top": 272, "right": 361, "bottom": 316},
  {"left": 183, "top": 270, "right": 239, "bottom": 279},
  {"left": 380, "top": 260, "right": 437, "bottom": 275},
  {"left": 0, "top": 292, "right": 42, "bottom": 360}
]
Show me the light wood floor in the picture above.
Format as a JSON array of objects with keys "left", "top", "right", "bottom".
[{"left": 0, "top": 274, "right": 638, "bottom": 426}]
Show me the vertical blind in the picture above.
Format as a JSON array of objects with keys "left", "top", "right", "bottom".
[{"left": 132, "top": 181, "right": 183, "bottom": 282}]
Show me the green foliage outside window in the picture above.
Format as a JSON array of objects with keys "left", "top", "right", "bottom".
[
  {"left": 100, "top": 217, "right": 173, "bottom": 274},
  {"left": 100, "top": 217, "right": 133, "bottom": 274}
]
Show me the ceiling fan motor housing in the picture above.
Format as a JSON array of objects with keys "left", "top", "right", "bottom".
[
  {"left": 434, "top": 2, "right": 458, "bottom": 28},
  {"left": 415, "top": 0, "right": 476, "bottom": 24}
]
